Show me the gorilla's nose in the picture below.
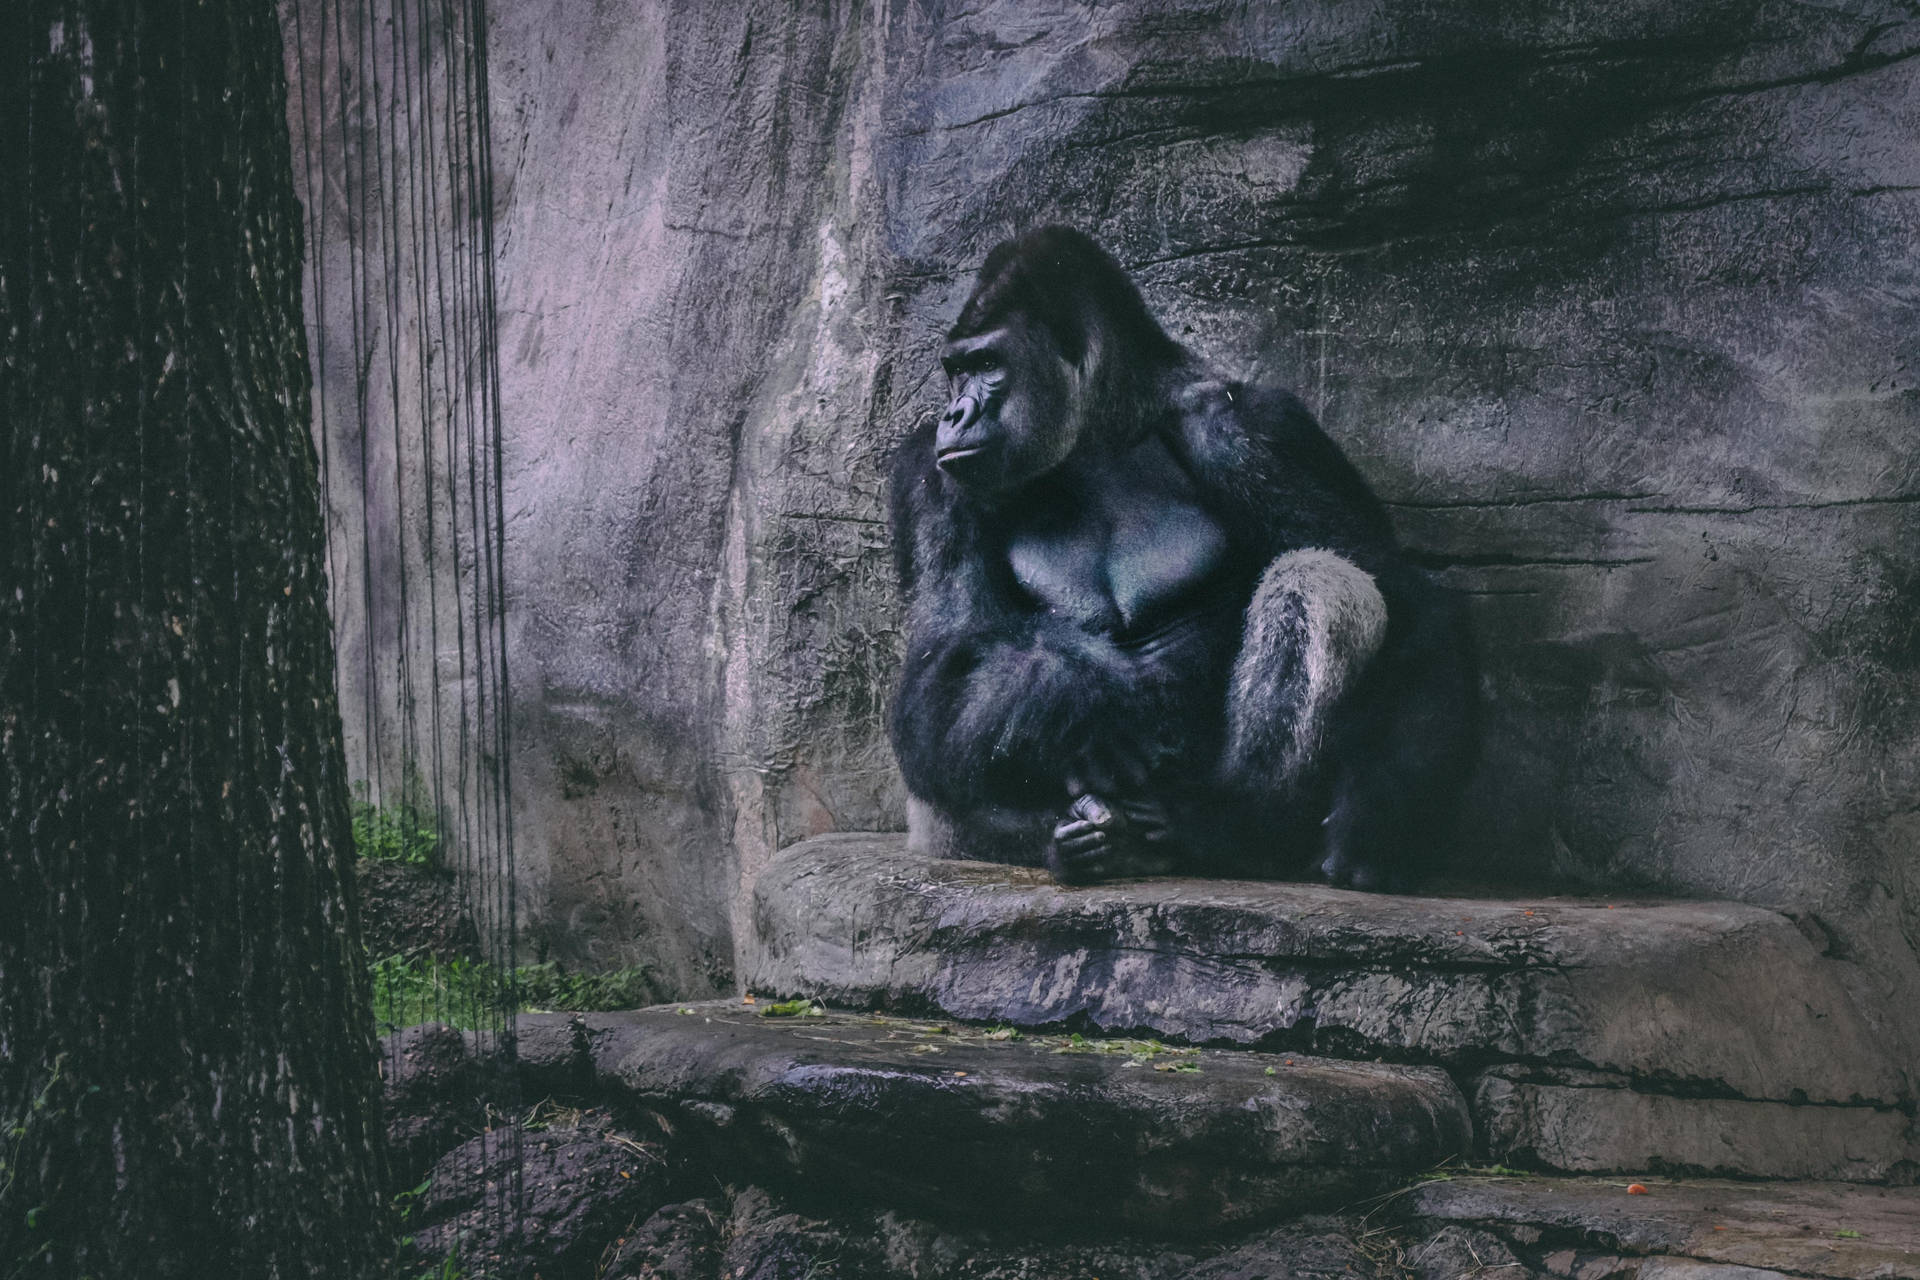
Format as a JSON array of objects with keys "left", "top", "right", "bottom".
[{"left": 941, "top": 394, "right": 981, "bottom": 432}]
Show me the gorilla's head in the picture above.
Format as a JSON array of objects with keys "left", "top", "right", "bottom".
[{"left": 935, "top": 226, "right": 1188, "bottom": 495}]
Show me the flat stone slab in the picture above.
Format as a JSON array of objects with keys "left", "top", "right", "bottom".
[
  {"left": 1471, "top": 1067, "right": 1920, "bottom": 1183},
  {"left": 745, "top": 835, "right": 1912, "bottom": 1110},
  {"left": 574, "top": 1002, "right": 1470, "bottom": 1234},
  {"left": 1406, "top": 1175, "right": 1920, "bottom": 1279}
]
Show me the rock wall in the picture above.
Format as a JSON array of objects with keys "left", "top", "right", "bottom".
[{"left": 289, "top": 1, "right": 1920, "bottom": 1002}]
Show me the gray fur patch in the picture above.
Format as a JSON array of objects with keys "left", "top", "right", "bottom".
[{"left": 1221, "top": 549, "right": 1388, "bottom": 792}]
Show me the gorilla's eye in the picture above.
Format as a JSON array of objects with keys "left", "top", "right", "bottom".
[{"left": 975, "top": 353, "right": 1000, "bottom": 373}]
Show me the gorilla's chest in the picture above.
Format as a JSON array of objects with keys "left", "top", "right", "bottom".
[{"left": 1004, "top": 445, "right": 1232, "bottom": 639}]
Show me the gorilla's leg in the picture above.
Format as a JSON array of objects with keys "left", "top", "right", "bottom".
[
  {"left": 1317, "top": 570, "right": 1479, "bottom": 891},
  {"left": 907, "top": 796, "right": 1053, "bottom": 865},
  {"left": 1219, "top": 549, "right": 1389, "bottom": 801}
]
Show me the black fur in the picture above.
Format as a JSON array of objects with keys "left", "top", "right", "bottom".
[{"left": 888, "top": 227, "right": 1478, "bottom": 889}]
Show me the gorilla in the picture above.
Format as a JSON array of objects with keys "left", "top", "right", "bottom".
[{"left": 887, "top": 227, "right": 1477, "bottom": 890}]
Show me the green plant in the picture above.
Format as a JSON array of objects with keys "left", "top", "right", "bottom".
[
  {"left": 514, "top": 962, "right": 660, "bottom": 1012},
  {"left": 368, "top": 953, "right": 661, "bottom": 1033},
  {"left": 350, "top": 779, "right": 439, "bottom": 866},
  {"left": 392, "top": 1178, "right": 431, "bottom": 1225},
  {"left": 759, "top": 998, "right": 825, "bottom": 1018}
]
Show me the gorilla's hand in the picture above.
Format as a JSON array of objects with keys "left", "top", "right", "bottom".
[{"left": 1045, "top": 793, "right": 1175, "bottom": 885}]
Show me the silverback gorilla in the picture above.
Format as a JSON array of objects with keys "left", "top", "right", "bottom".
[{"left": 888, "top": 228, "right": 1478, "bottom": 890}]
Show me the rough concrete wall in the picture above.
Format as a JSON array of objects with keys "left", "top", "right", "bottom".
[
  {"left": 292, "top": 0, "right": 1920, "bottom": 1004},
  {"left": 481, "top": 1, "right": 900, "bottom": 995}
]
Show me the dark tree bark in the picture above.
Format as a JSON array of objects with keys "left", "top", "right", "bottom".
[{"left": 1, "top": 2, "right": 391, "bottom": 1276}]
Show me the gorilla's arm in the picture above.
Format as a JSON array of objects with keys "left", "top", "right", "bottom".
[
  {"left": 888, "top": 423, "right": 1157, "bottom": 813},
  {"left": 890, "top": 609, "right": 1152, "bottom": 811}
]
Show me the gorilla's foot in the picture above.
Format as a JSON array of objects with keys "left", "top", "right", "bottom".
[
  {"left": 1045, "top": 793, "right": 1175, "bottom": 885},
  {"left": 1317, "top": 843, "right": 1411, "bottom": 894},
  {"left": 1318, "top": 798, "right": 1415, "bottom": 892}
]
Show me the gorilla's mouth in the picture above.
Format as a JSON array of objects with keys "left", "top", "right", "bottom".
[{"left": 936, "top": 444, "right": 988, "bottom": 469}]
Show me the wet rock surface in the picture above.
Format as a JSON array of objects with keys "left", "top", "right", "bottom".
[
  {"left": 742, "top": 838, "right": 1920, "bottom": 1187},
  {"left": 580, "top": 1003, "right": 1469, "bottom": 1234}
]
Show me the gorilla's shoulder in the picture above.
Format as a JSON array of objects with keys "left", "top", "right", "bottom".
[
  {"left": 1171, "top": 375, "right": 1388, "bottom": 535},
  {"left": 1172, "top": 376, "right": 1322, "bottom": 465}
]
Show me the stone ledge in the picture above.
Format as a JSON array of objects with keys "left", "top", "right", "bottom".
[
  {"left": 574, "top": 1003, "right": 1470, "bottom": 1235},
  {"left": 745, "top": 835, "right": 1912, "bottom": 1112},
  {"left": 1471, "top": 1067, "right": 1920, "bottom": 1184},
  {"left": 1406, "top": 1175, "right": 1920, "bottom": 1279}
]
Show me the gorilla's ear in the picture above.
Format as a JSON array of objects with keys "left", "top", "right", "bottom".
[{"left": 1064, "top": 310, "right": 1107, "bottom": 423}]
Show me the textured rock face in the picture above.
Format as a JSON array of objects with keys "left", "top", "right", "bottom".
[
  {"left": 388, "top": 1012, "right": 1920, "bottom": 1276},
  {"left": 580, "top": 1003, "right": 1470, "bottom": 1234},
  {"left": 1407, "top": 1177, "right": 1920, "bottom": 1280},
  {"left": 748, "top": 837, "right": 1915, "bottom": 1107},
  {"left": 747, "top": 836, "right": 1920, "bottom": 1181},
  {"left": 289, "top": 3, "right": 1920, "bottom": 997},
  {"left": 1471, "top": 1069, "right": 1920, "bottom": 1183},
  {"left": 406, "top": 1116, "right": 669, "bottom": 1275}
]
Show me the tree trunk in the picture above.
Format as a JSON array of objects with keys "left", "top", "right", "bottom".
[{"left": 1, "top": 2, "right": 391, "bottom": 1276}]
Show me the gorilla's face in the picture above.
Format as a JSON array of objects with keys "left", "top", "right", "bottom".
[{"left": 936, "top": 316, "right": 1077, "bottom": 495}]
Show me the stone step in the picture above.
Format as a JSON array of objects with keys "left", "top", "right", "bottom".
[
  {"left": 538, "top": 1002, "right": 1470, "bottom": 1235},
  {"left": 1406, "top": 1174, "right": 1920, "bottom": 1280},
  {"left": 744, "top": 834, "right": 1920, "bottom": 1183}
]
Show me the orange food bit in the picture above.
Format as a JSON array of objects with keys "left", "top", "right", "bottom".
[{"left": 1627, "top": 1183, "right": 1648, "bottom": 1195}]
